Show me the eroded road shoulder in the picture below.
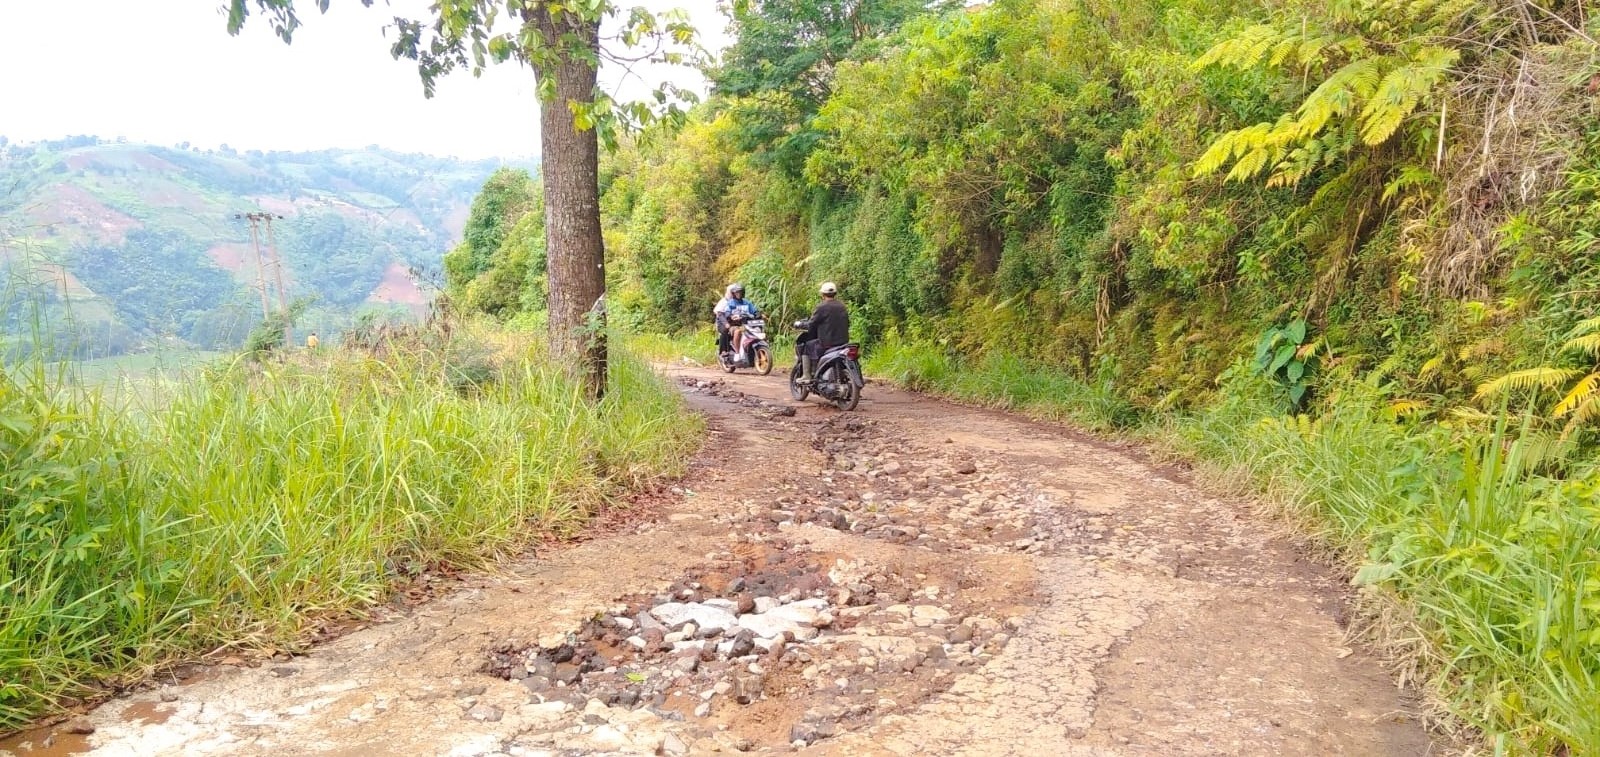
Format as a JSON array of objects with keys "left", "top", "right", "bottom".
[{"left": 4, "top": 367, "right": 1433, "bottom": 756}]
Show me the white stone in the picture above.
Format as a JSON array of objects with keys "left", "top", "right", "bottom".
[
  {"left": 702, "top": 598, "right": 738, "bottom": 613},
  {"left": 522, "top": 701, "right": 572, "bottom": 722},
  {"left": 538, "top": 633, "right": 568, "bottom": 649},
  {"left": 650, "top": 602, "right": 737, "bottom": 633},
  {"left": 911, "top": 605, "right": 951, "bottom": 622},
  {"left": 737, "top": 603, "right": 828, "bottom": 640}
]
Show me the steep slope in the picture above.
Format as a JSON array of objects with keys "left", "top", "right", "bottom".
[{"left": 0, "top": 138, "right": 532, "bottom": 357}]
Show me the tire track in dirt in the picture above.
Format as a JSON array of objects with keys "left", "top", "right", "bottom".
[{"left": 1, "top": 366, "right": 1436, "bottom": 756}]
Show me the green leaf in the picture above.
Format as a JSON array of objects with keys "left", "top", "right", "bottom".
[
  {"left": 1254, "top": 330, "right": 1278, "bottom": 364},
  {"left": 1285, "top": 319, "right": 1307, "bottom": 344},
  {"left": 1287, "top": 361, "right": 1306, "bottom": 382},
  {"left": 1353, "top": 562, "right": 1401, "bottom": 586},
  {"left": 1270, "top": 344, "right": 1296, "bottom": 374}
]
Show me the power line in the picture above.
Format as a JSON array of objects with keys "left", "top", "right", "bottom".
[{"left": 234, "top": 212, "right": 292, "bottom": 345}]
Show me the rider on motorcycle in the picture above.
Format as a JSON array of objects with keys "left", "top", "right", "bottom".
[
  {"left": 798, "top": 281, "right": 849, "bottom": 385},
  {"left": 714, "top": 283, "right": 760, "bottom": 359}
]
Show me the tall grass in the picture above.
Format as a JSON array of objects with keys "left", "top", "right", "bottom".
[
  {"left": 0, "top": 328, "right": 698, "bottom": 730},
  {"left": 625, "top": 328, "right": 719, "bottom": 365},
  {"left": 867, "top": 333, "right": 1142, "bottom": 431},
  {"left": 867, "top": 337, "right": 1600, "bottom": 753},
  {"left": 625, "top": 326, "right": 802, "bottom": 371},
  {"left": 1172, "top": 372, "right": 1600, "bottom": 753}
]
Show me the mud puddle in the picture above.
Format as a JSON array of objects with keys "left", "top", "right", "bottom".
[{"left": 0, "top": 701, "right": 176, "bottom": 757}]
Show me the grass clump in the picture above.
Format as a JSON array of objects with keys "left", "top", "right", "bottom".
[{"left": 0, "top": 325, "right": 698, "bottom": 730}]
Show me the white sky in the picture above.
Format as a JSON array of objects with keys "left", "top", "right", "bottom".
[{"left": 0, "top": 1, "right": 732, "bottom": 160}]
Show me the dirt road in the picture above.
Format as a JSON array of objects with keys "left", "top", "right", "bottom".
[{"left": 3, "top": 365, "right": 1437, "bottom": 756}]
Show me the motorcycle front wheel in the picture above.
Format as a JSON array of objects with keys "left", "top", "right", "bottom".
[{"left": 755, "top": 345, "right": 773, "bottom": 375}]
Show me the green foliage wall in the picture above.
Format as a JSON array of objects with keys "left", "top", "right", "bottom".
[{"left": 573, "top": 0, "right": 1598, "bottom": 420}]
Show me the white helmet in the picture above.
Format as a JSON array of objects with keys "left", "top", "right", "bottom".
[{"left": 819, "top": 281, "right": 838, "bottom": 296}]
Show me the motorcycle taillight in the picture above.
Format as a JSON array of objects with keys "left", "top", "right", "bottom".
[{"left": 846, "top": 345, "right": 860, "bottom": 360}]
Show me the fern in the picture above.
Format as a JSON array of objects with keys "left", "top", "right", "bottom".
[
  {"left": 1565, "top": 315, "right": 1600, "bottom": 340},
  {"left": 1562, "top": 395, "right": 1600, "bottom": 437},
  {"left": 1475, "top": 367, "right": 1581, "bottom": 400},
  {"left": 1358, "top": 47, "right": 1457, "bottom": 146},
  {"left": 1383, "top": 164, "right": 1438, "bottom": 202},
  {"left": 1386, "top": 398, "right": 1430, "bottom": 419},
  {"left": 1418, "top": 354, "right": 1445, "bottom": 378},
  {"left": 1562, "top": 333, "right": 1600, "bottom": 358},
  {"left": 1190, "top": 8, "right": 1459, "bottom": 186},
  {"left": 1192, "top": 25, "right": 1285, "bottom": 71},
  {"left": 1552, "top": 372, "right": 1600, "bottom": 417},
  {"left": 1449, "top": 406, "right": 1495, "bottom": 423}
]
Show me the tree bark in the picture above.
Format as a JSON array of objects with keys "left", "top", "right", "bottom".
[{"left": 529, "top": 6, "right": 607, "bottom": 400}]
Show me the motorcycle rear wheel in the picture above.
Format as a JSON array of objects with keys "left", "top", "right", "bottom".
[
  {"left": 789, "top": 363, "right": 809, "bottom": 401},
  {"left": 831, "top": 367, "right": 860, "bottom": 411}
]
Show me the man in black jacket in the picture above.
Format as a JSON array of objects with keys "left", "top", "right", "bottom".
[{"left": 800, "top": 281, "right": 849, "bottom": 385}]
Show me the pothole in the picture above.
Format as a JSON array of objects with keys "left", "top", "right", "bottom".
[
  {"left": 484, "top": 540, "right": 1017, "bottom": 752},
  {"left": 678, "top": 378, "right": 796, "bottom": 419}
]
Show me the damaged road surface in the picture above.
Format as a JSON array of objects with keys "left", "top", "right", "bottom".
[{"left": 7, "top": 366, "right": 1436, "bottom": 756}]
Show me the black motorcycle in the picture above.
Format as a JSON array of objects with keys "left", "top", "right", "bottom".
[{"left": 789, "top": 321, "right": 864, "bottom": 411}]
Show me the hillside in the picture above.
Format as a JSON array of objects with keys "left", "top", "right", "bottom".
[{"left": 0, "top": 137, "right": 532, "bottom": 357}]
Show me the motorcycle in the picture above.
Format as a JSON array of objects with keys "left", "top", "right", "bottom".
[
  {"left": 789, "top": 321, "right": 864, "bottom": 411},
  {"left": 717, "top": 313, "right": 774, "bottom": 375}
]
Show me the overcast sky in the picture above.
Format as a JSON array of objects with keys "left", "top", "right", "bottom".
[{"left": 0, "top": 1, "right": 732, "bottom": 160}]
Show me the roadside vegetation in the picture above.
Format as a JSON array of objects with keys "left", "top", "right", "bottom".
[{"left": 0, "top": 319, "right": 698, "bottom": 730}]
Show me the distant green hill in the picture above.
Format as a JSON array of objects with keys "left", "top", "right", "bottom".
[{"left": 0, "top": 137, "right": 531, "bottom": 358}]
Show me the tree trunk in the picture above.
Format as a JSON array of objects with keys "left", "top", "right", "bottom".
[{"left": 529, "top": 6, "right": 607, "bottom": 400}]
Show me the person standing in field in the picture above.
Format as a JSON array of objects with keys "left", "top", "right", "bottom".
[{"left": 306, "top": 331, "right": 319, "bottom": 350}]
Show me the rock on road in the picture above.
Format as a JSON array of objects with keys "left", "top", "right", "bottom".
[{"left": 2, "top": 364, "right": 1436, "bottom": 756}]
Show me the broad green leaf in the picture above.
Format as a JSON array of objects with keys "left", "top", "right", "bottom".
[
  {"left": 1285, "top": 319, "right": 1306, "bottom": 344},
  {"left": 1270, "top": 344, "right": 1296, "bottom": 374}
]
